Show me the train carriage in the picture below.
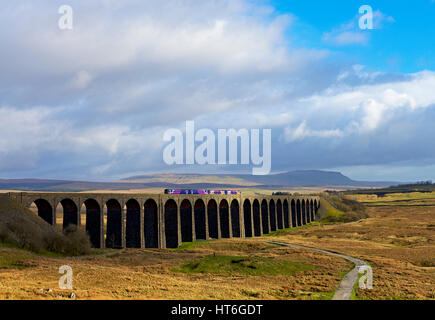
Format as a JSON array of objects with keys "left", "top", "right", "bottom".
[{"left": 164, "top": 189, "right": 241, "bottom": 195}]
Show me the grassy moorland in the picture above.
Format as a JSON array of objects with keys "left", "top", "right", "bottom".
[
  {"left": 0, "top": 192, "right": 433, "bottom": 300},
  {"left": 0, "top": 239, "right": 352, "bottom": 300},
  {"left": 273, "top": 192, "right": 434, "bottom": 300},
  {"left": 353, "top": 191, "right": 435, "bottom": 207}
]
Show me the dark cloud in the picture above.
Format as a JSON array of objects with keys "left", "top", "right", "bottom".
[{"left": 0, "top": 1, "right": 434, "bottom": 180}]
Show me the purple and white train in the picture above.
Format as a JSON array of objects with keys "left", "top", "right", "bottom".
[{"left": 164, "top": 189, "right": 241, "bottom": 195}]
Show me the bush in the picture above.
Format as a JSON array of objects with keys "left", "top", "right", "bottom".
[
  {"left": 63, "top": 225, "right": 92, "bottom": 256},
  {"left": 322, "top": 193, "right": 368, "bottom": 223},
  {"left": 7, "top": 217, "right": 46, "bottom": 252},
  {"left": 0, "top": 197, "right": 92, "bottom": 256},
  {"left": 324, "top": 210, "right": 369, "bottom": 223},
  {"left": 43, "top": 226, "right": 91, "bottom": 256}
]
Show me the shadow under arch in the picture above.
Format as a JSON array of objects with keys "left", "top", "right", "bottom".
[
  {"left": 269, "top": 199, "right": 276, "bottom": 231},
  {"left": 302, "top": 200, "right": 307, "bottom": 225},
  {"left": 252, "top": 199, "right": 261, "bottom": 236},
  {"left": 180, "top": 199, "right": 193, "bottom": 243},
  {"left": 84, "top": 199, "right": 101, "bottom": 248},
  {"left": 208, "top": 199, "right": 218, "bottom": 239},
  {"left": 194, "top": 199, "right": 206, "bottom": 240},
  {"left": 144, "top": 199, "right": 158, "bottom": 248},
  {"left": 296, "top": 199, "right": 302, "bottom": 227},
  {"left": 230, "top": 199, "right": 240, "bottom": 238},
  {"left": 305, "top": 199, "right": 311, "bottom": 223},
  {"left": 60, "top": 199, "right": 78, "bottom": 230},
  {"left": 276, "top": 199, "right": 283, "bottom": 230},
  {"left": 33, "top": 199, "right": 53, "bottom": 225},
  {"left": 243, "top": 199, "right": 252, "bottom": 237},
  {"left": 283, "top": 199, "right": 290, "bottom": 228},
  {"left": 261, "top": 199, "right": 269, "bottom": 234},
  {"left": 126, "top": 199, "right": 141, "bottom": 248},
  {"left": 310, "top": 200, "right": 315, "bottom": 222},
  {"left": 219, "top": 200, "right": 230, "bottom": 238},
  {"left": 291, "top": 199, "right": 296, "bottom": 228},
  {"left": 106, "top": 199, "right": 122, "bottom": 248},
  {"left": 165, "top": 199, "right": 178, "bottom": 248}
]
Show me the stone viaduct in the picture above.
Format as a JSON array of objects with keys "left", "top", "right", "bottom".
[{"left": 7, "top": 192, "right": 320, "bottom": 249}]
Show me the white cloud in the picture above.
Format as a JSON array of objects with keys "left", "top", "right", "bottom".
[
  {"left": 323, "top": 30, "right": 369, "bottom": 46},
  {"left": 71, "top": 71, "right": 93, "bottom": 89},
  {"left": 283, "top": 121, "right": 343, "bottom": 142},
  {"left": 0, "top": 1, "right": 433, "bottom": 179},
  {"left": 298, "top": 70, "right": 435, "bottom": 135}
]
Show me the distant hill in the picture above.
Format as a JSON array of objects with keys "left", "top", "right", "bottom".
[
  {"left": 121, "top": 170, "right": 397, "bottom": 188},
  {"left": 0, "top": 170, "right": 397, "bottom": 192},
  {"left": 119, "top": 173, "right": 260, "bottom": 186}
]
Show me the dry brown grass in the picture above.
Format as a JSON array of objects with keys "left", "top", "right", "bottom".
[
  {"left": 1, "top": 195, "right": 434, "bottom": 300},
  {"left": 272, "top": 205, "right": 435, "bottom": 300},
  {"left": 0, "top": 239, "right": 352, "bottom": 300}
]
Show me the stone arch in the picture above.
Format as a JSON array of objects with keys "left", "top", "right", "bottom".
[
  {"left": 144, "top": 199, "right": 158, "bottom": 248},
  {"left": 291, "top": 199, "right": 296, "bottom": 227},
  {"left": 269, "top": 199, "right": 276, "bottom": 231},
  {"left": 164, "top": 199, "right": 178, "bottom": 248},
  {"left": 230, "top": 199, "right": 240, "bottom": 238},
  {"left": 283, "top": 199, "right": 290, "bottom": 228},
  {"left": 180, "top": 199, "right": 193, "bottom": 243},
  {"left": 306, "top": 199, "right": 311, "bottom": 223},
  {"left": 208, "top": 199, "right": 218, "bottom": 239},
  {"left": 126, "top": 199, "right": 141, "bottom": 248},
  {"left": 302, "top": 200, "right": 307, "bottom": 225},
  {"left": 32, "top": 199, "right": 53, "bottom": 225},
  {"left": 106, "top": 199, "right": 122, "bottom": 248},
  {"left": 310, "top": 200, "right": 315, "bottom": 221},
  {"left": 219, "top": 200, "right": 230, "bottom": 238},
  {"left": 261, "top": 199, "right": 269, "bottom": 234},
  {"left": 84, "top": 199, "right": 101, "bottom": 248},
  {"left": 276, "top": 199, "right": 283, "bottom": 230},
  {"left": 194, "top": 199, "right": 206, "bottom": 240},
  {"left": 252, "top": 199, "right": 261, "bottom": 237},
  {"left": 219, "top": 200, "right": 230, "bottom": 239},
  {"left": 243, "top": 199, "right": 252, "bottom": 237},
  {"left": 60, "top": 199, "right": 78, "bottom": 230},
  {"left": 296, "top": 199, "right": 302, "bottom": 227}
]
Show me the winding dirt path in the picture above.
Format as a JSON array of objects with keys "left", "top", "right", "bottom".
[{"left": 264, "top": 240, "right": 369, "bottom": 300}]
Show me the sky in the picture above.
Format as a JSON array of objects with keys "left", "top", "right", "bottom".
[{"left": 0, "top": 0, "right": 434, "bottom": 182}]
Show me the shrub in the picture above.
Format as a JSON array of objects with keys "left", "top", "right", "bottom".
[
  {"left": 0, "top": 197, "right": 92, "bottom": 256},
  {"left": 43, "top": 226, "right": 91, "bottom": 256},
  {"left": 321, "top": 193, "right": 368, "bottom": 223},
  {"left": 63, "top": 225, "right": 92, "bottom": 256}
]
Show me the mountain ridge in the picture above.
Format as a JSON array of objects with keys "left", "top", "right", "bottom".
[
  {"left": 0, "top": 170, "right": 398, "bottom": 191},
  {"left": 120, "top": 170, "right": 397, "bottom": 187}
]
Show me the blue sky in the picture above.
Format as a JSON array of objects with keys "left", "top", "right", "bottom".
[
  {"left": 270, "top": 0, "right": 435, "bottom": 73},
  {"left": 0, "top": 0, "right": 434, "bottom": 182}
]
